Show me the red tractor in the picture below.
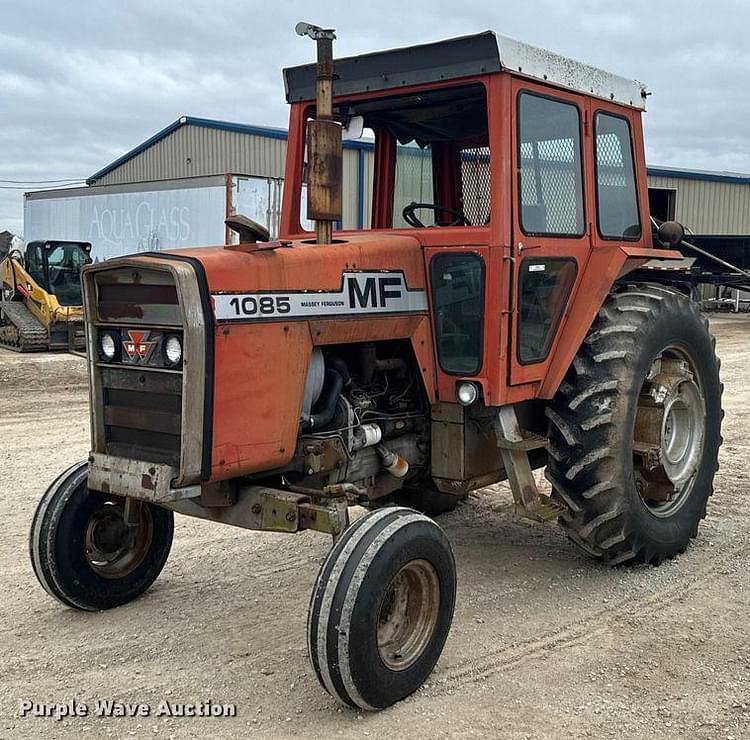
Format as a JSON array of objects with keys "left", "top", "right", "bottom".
[{"left": 30, "top": 26, "right": 722, "bottom": 710}]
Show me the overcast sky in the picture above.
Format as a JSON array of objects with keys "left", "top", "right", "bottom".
[{"left": 2, "top": 0, "right": 749, "bottom": 235}]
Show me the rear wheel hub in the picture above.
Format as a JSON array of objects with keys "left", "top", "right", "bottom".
[{"left": 634, "top": 348, "right": 706, "bottom": 516}]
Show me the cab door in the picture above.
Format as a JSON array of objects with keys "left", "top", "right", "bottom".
[{"left": 508, "top": 80, "right": 592, "bottom": 386}]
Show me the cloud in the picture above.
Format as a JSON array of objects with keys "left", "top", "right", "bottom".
[{"left": 2, "top": 0, "right": 748, "bottom": 234}]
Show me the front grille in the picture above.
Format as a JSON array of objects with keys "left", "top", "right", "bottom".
[
  {"left": 102, "top": 367, "right": 182, "bottom": 467},
  {"left": 85, "top": 261, "right": 202, "bottom": 483}
]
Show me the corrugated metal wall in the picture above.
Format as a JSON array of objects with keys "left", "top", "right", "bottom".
[
  {"left": 647, "top": 175, "right": 750, "bottom": 235},
  {"left": 95, "top": 125, "right": 287, "bottom": 185}
]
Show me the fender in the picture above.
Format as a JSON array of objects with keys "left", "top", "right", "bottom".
[{"left": 538, "top": 245, "right": 685, "bottom": 399}]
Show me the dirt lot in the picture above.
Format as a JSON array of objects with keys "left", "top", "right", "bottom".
[{"left": 1, "top": 315, "right": 749, "bottom": 739}]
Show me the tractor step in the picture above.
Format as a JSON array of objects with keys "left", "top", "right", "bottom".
[
  {"left": 496, "top": 405, "right": 560, "bottom": 522},
  {"left": 495, "top": 431, "right": 547, "bottom": 452}
]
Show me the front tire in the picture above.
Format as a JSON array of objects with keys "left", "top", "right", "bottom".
[
  {"left": 546, "top": 284, "right": 723, "bottom": 566},
  {"left": 307, "top": 507, "right": 456, "bottom": 710},
  {"left": 30, "top": 461, "right": 174, "bottom": 610}
]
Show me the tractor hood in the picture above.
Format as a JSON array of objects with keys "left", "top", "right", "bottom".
[
  {"left": 162, "top": 232, "right": 433, "bottom": 481},
  {"left": 170, "top": 233, "right": 429, "bottom": 323}
]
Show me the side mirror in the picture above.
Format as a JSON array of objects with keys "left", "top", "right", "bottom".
[
  {"left": 342, "top": 115, "right": 364, "bottom": 141},
  {"left": 657, "top": 220, "right": 685, "bottom": 247}
]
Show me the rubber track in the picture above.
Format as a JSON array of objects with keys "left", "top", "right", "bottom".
[{"left": 0, "top": 301, "right": 48, "bottom": 352}]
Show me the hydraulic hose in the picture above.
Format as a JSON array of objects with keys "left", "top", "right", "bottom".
[
  {"left": 300, "top": 368, "right": 344, "bottom": 433},
  {"left": 326, "top": 356, "right": 351, "bottom": 387}
]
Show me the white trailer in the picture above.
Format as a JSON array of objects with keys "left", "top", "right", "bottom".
[{"left": 23, "top": 174, "right": 294, "bottom": 262}]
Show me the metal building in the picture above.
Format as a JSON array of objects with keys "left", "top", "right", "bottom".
[
  {"left": 647, "top": 167, "right": 750, "bottom": 235},
  {"left": 24, "top": 116, "right": 750, "bottom": 261}
]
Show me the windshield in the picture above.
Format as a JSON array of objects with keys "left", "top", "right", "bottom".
[
  {"left": 45, "top": 243, "right": 90, "bottom": 306},
  {"left": 300, "top": 83, "right": 490, "bottom": 231}
]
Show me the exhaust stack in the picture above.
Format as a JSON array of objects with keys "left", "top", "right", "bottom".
[{"left": 295, "top": 22, "right": 343, "bottom": 244}]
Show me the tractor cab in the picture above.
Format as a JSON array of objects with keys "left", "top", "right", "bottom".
[
  {"left": 280, "top": 31, "right": 667, "bottom": 406},
  {"left": 24, "top": 240, "right": 92, "bottom": 306}
]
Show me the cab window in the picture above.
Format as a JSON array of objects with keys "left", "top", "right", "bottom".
[
  {"left": 430, "top": 253, "right": 484, "bottom": 375},
  {"left": 517, "top": 258, "right": 577, "bottom": 364},
  {"left": 25, "top": 244, "right": 45, "bottom": 286},
  {"left": 594, "top": 113, "right": 641, "bottom": 239},
  {"left": 45, "top": 243, "right": 88, "bottom": 305},
  {"left": 517, "top": 92, "right": 585, "bottom": 237},
  {"left": 301, "top": 83, "right": 491, "bottom": 230}
]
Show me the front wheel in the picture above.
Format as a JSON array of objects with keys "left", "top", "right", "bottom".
[
  {"left": 546, "top": 283, "right": 723, "bottom": 566},
  {"left": 307, "top": 507, "right": 456, "bottom": 710},
  {"left": 30, "top": 461, "right": 174, "bottom": 610}
]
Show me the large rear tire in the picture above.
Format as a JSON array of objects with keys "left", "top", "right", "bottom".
[
  {"left": 30, "top": 461, "right": 174, "bottom": 610},
  {"left": 546, "top": 284, "right": 723, "bottom": 566},
  {"left": 307, "top": 507, "right": 456, "bottom": 710}
]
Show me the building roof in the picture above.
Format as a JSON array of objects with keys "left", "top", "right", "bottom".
[
  {"left": 87, "top": 115, "right": 750, "bottom": 188},
  {"left": 646, "top": 165, "right": 750, "bottom": 185},
  {"left": 86, "top": 115, "right": 373, "bottom": 184},
  {"left": 283, "top": 31, "right": 647, "bottom": 110}
]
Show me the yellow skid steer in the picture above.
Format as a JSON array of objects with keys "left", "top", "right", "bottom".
[{"left": 0, "top": 239, "right": 92, "bottom": 353}]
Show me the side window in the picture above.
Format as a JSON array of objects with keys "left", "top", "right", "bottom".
[
  {"left": 430, "top": 253, "right": 484, "bottom": 375},
  {"left": 595, "top": 113, "right": 641, "bottom": 239},
  {"left": 517, "top": 258, "right": 577, "bottom": 364},
  {"left": 518, "top": 93, "right": 585, "bottom": 236},
  {"left": 25, "top": 245, "right": 44, "bottom": 286}
]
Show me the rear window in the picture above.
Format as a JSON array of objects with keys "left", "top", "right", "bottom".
[
  {"left": 430, "top": 253, "right": 484, "bottom": 375},
  {"left": 595, "top": 113, "right": 641, "bottom": 239}
]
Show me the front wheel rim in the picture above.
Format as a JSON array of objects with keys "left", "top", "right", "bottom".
[
  {"left": 84, "top": 501, "right": 153, "bottom": 578},
  {"left": 377, "top": 559, "right": 440, "bottom": 671}
]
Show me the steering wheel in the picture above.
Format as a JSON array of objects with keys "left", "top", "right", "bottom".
[{"left": 402, "top": 202, "right": 471, "bottom": 228}]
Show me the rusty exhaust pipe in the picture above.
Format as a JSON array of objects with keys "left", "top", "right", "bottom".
[{"left": 295, "top": 22, "right": 342, "bottom": 244}]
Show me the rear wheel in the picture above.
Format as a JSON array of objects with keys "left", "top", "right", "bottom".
[
  {"left": 546, "top": 283, "right": 723, "bottom": 565},
  {"left": 307, "top": 507, "right": 456, "bottom": 710},
  {"left": 30, "top": 461, "right": 174, "bottom": 610}
]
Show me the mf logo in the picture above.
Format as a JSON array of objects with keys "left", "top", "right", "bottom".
[
  {"left": 123, "top": 330, "right": 156, "bottom": 361},
  {"left": 346, "top": 274, "right": 403, "bottom": 309}
]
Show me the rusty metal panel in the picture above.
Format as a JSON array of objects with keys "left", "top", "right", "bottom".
[
  {"left": 306, "top": 120, "right": 343, "bottom": 221},
  {"left": 431, "top": 417, "right": 466, "bottom": 479},
  {"left": 87, "top": 452, "right": 198, "bottom": 502},
  {"left": 431, "top": 404, "right": 504, "bottom": 483}
]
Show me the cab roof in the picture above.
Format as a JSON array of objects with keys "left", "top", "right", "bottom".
[{"left": 283, "top": 30, "right": 647, "bottom": 110}]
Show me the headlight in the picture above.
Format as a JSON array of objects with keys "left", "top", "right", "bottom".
[
  {"left": 165, "top": 334, "right": 182, "bottom": 366},
  {"left": 100, "top": 331, "right": 117, "bottom": 361},
  {"left": 456, "top": 381, "right": 479, "bottom": 406}
]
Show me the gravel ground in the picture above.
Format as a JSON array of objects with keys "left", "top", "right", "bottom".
[{"left": 1, "top": 315, "right": 749, "bottom": 739}]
